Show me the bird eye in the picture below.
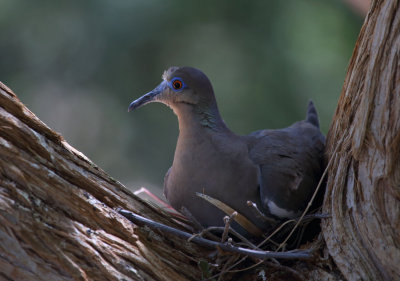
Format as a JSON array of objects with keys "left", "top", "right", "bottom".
[
  {"left": 170, "top": 77, "right": 185, "bottom": 92},
  {"left": 172, "top": 80, "right": 182, "bottom": 90}
]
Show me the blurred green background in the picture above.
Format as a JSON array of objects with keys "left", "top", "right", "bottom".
[{"left": 0, "top": 0, "right": 364, "bottom": 194}]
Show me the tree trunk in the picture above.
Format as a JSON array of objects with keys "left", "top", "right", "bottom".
[
  {"left": 322, "top": 0, "right": 400, "bottom": 280},
  {"left": 0, "top": 0, "right": 398, "bottom": 280}
]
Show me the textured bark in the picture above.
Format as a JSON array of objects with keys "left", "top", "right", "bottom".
[
  {"left": 322, "top": 0, "right": 400, "bottom": 280},
  {"left": 0, "top": 82, "right": 205, "bottom": 280}
]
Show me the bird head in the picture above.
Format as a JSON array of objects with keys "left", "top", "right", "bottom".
[{"left": 128, "top": 66, "right": 216, "bottom": 112}]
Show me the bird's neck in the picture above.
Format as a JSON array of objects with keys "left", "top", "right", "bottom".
[
  {"left": 170, "top": 102, "right": 236, "bottom": 183},
  {"left": 173, "top": 102, "right": 230, "bottom": 135}
]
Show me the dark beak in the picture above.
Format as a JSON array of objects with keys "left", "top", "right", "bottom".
[{"left": 128, "top": 81, "right": 166, "bottom": 112}]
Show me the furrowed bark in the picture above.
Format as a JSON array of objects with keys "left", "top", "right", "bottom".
[
  {"left": 0, "top": 82, "right": 204, "bottom": 281},
  {"left": 322, "top": 0, "right": 400, "bottom": 280}
]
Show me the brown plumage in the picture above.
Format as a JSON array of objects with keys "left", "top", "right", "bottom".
[{"left": 128, "top": 66, "right": 325, "bottom": 236}]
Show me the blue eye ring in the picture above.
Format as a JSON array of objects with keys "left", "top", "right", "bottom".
[{"left": 169, "top": 77, "right": 186, "bottom": 92}]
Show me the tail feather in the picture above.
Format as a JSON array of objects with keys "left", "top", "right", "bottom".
[{"left": 306, "top": 100, "right": 320, "bottom": 128}]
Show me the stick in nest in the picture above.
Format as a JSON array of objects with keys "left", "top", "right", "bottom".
[{"left": 117, "top": 209, "right": 314, "bottom": 260}]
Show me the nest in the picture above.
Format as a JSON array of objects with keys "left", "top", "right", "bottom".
[{"left": 119, "top": 154, "right": 335, "bottom": 280}]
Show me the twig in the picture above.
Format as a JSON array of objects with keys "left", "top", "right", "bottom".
[
  {"left": 221, "top": 212, "right": 237, "bottom": 243},
  {"left": 217, "top": 255, "right": 239, "bottom": 281},
  {"left": 180, "top": 206, "right": 203, "bottom": 231},
  {"left": 190, "top": 226, "right": 259, "bottom": 249},
  {"left": 246, "top": 200, "right": 277, "bottom": 224},
  {"left": 258, "top": 219, "right": 296, "bottom": 248},
  {"left": 263, "top": 260, "right": 306, "bottom": 281},
  {"left": 196, "top": 192, "right": 263, "bottom": 236},
  {"left": 118, "top": 209, "right": 313, "bottom": 260}
]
